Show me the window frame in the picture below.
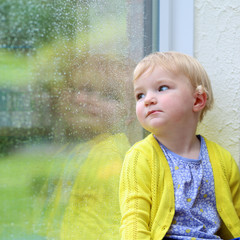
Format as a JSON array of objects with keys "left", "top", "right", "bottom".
[{"left": 158, "top": 0, "right": 194, "bottom": 56}]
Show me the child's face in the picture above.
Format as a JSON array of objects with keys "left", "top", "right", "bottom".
[{"left": 134, "top": 66, "right": 196, "bottom": 135}]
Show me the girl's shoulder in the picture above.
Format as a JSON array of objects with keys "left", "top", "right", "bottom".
[{"left": 127, "top": 133, "right": 159, "bottom": 154}]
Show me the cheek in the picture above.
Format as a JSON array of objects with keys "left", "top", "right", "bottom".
[
  {"left": 135, "top": 103, "right": 143, "bottom": 120},
  {"left": 161, "top": 95, "right": 176, "bottom": 108},
  {"left": 163, "top": 92, "right": 186, "bottom": 107}
]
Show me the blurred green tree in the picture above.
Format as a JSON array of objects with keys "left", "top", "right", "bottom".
[{"left": 0, "top": 0, "right": 90, "bottom": 49}]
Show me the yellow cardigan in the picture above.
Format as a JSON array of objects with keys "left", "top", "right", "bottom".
[{"left": 119, "top": 134, "right": 240, "bottom": 240}]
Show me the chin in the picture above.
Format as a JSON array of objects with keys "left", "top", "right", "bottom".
[{"left": 144, "top": 122, "right": 165, "bottom": 132}]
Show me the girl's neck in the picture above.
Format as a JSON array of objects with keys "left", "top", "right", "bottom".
[{"left": 154, "top": 132, "right": 201, "bottom": 160}]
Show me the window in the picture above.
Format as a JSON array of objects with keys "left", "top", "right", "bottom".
[
  {"left": 159, "top": 0, "right": 194, "bottom": 55},
  {"left": 0, "top": 0, "right": 151, "bottom": 239},
  {"left": 0, "top": 0, "right": 195, "bottom": 238}
]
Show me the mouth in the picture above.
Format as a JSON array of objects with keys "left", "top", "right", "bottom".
[{"left": 146, "top": 110, "right": 162, "bottom": 117}]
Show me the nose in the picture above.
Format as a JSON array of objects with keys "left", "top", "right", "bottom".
[{"left": 144, "top": 92, "right": 157, "bottom": 106}]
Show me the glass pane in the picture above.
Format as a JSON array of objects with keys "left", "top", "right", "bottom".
[{"left": 0, "top": 0, "right": 146, "bottom": 239}]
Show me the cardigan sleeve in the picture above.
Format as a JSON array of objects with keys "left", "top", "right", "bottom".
[
  {"left": 228, "top": 156, "right": 240, "bottom": 218},
  {"left": 119, "top": 148, "right": 152, "bottom": 240}
]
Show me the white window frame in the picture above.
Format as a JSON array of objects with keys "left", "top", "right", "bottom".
[{"left": 158, "top": 0, "right": 194, "bottom": 56}]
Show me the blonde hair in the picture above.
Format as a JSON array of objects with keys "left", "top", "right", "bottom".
[{"left": 133, "top": 51, "right": 214, "bottom": 121}]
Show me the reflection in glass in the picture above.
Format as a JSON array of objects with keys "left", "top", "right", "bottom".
[{"left": 0, "top": 0, "right": 145, "bottom": 239}]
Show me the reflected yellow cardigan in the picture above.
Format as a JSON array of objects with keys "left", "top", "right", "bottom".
[{"left": 119, "top": 134, "right": 240, "bottom": 240}]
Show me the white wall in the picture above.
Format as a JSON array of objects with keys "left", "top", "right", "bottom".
[{"left": 194, "top": 0, "right": 240, "bottom": 165}]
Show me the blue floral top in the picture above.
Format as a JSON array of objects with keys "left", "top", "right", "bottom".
[{"left": 157, "top": 135, "right": 222, "bottom": 240}]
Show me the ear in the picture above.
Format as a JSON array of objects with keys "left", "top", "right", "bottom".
[{"left": 193, "top": 91, "right": 207, "bottom": 113}]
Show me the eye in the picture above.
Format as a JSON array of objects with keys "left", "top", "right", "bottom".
[
  {"left": 136, "top": 93, "right": 145, "bottom": 100},
  {"left": 159, "top": 85, "right": 169, "bottom": 92}
]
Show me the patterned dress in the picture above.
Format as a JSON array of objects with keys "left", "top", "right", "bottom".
[{"left": 157, "top": 135, "right": 222, "bottom": 240}]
